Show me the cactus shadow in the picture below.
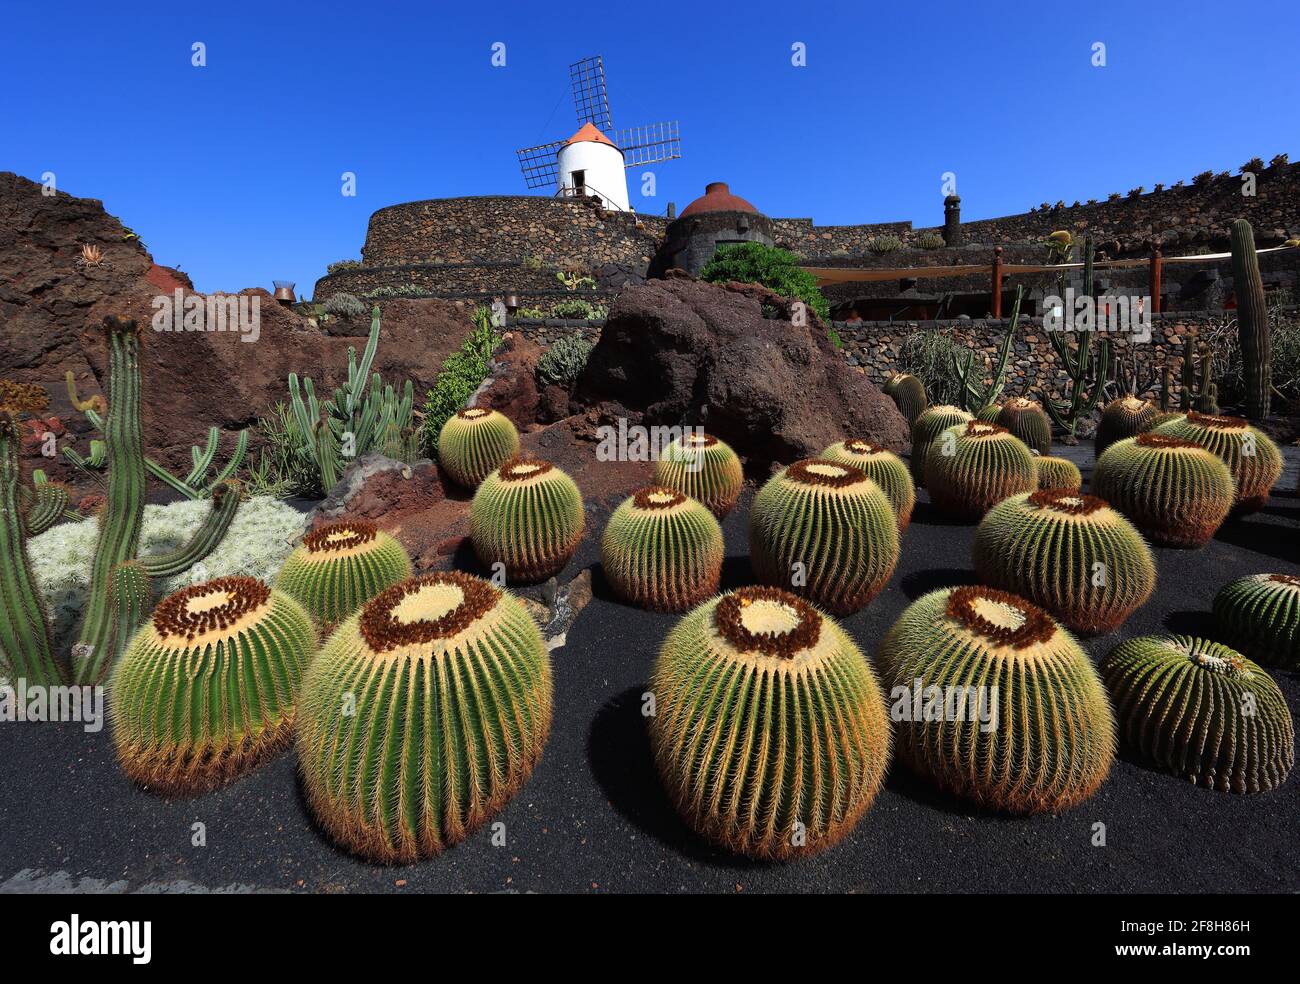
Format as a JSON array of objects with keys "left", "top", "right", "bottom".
[
  {"left": 586, "top": 686, "right": 767, "bottom": 870},
  {"left": 881, "top": 764, "right": 1014, "bottom": 819},
  {"left": 900, "top": 567, "right": 979, "bottom": 601},
  {"left": 1162, "top": 608, "right": 1219, "bottom": 638},
  {"left": 718, "top": 554, "right": 757, "bottom": 591},
  {"left": 1211, "top": 515, "right": 1300, "bottom": 566},
  {"left": 909, "top": 500, "right": 977, "bottom": 528}
]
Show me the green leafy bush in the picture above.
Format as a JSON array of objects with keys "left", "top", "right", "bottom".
[
  {"left": 536, "top": 334, "right": 593, "bottom": 389},
  {"left": 420, "top": 308, "right": 501, "bottom": 456},
  {"left": 700, "top": 242, "right": 829, "bottom": 322},
  {"left": 552, "top": 298, "right": 607, "bottom": 320},
  {"left": 322, "top": 292, "right": 366, "bottom": 318}
]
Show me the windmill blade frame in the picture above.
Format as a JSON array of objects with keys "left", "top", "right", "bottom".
[
  {"left": 616, "top": 121, "right": 682, "bottom": 169},
  {"left": 570, "top": 56, "right": 613, "bottom": 133},
  {"left": 515, "top": 139, "right": 566, "bottom": 189}
]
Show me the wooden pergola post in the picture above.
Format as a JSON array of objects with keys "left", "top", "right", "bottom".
[
  {"left": 1148, "top": 243, "right": 1163, "bottom": 314},
  {"left": 991, "top": 246, "right": 1004, "bottom": 319}
]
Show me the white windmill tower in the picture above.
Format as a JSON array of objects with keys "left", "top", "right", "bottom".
[{"left": 516, "top": 56, "right": 682, "bottom": 212}]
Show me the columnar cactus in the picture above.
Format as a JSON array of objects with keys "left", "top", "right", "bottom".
[
  {"left": 924, "top": 421, "right": 1036, "bottom": 520},
  {"left": 1091, "top": 433, "right": 1235, "bottom": 547},
  {"left": 276, "top": 519, "right": 413, "bottom": 627},
  {"left": 600, "top": 486, "right": 724, "bottom": 612},
  {"left": 1230, "top": 219, "right": 1271, "bottom": 420},
  {"left": 1213, "top": 574, "right": 1300, "bottom": 669},
  {"left": 1154, "top": 411, "right": 1282, "bottom": 512},
  {"left": 471, "top": 458, "right": 584, "bottom": 582},
  {"left": 649, "top": 586, "right": 891, "bottom": 859},
  {"left": 109, "top": 577, "right": 317, "bottom": 794},
  {"left": 973, "top": 490, "right": 1156, "bottom": 634},
  {"left": 1033, "top": 454, "right": 1082, "bottom": 492},
  {"left": 437, "top": 408, "right": 520, "bottom": 488},
  {"left": 821, "top": 439, "right": 916, "bottom": 529},
  {"left": 996, "top": 397, "right": 1052, "bottom": 454},
  {"left": 297, "top": 572, "right": 552, "bottom": 862},
  {"left": 138, "top": 479, "right": 243, "bottom": 578},
  {"left": 883, "top": 372, "right": 927, "bottom": 426},
  {"left": 653, "top": 431, "right": 744, "bottom": 519},
  {"left": 910, "top": 404, "right": 973, "bottom": 485},
  {"left": 877, "top": 585, "right": 1115, "bottom": 813},
  {"left": 1100, "top": 635, "right": 1293, "bottom": 793},
  {"left": 1095, "top": 395, "right": 1156, "bottom": 458},
  {"left": 749, "top": 458, "right": 899, "bottom": 614}
]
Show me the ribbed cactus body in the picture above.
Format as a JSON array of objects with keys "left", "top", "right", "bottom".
[
  {"left": 470, "top": 458, "right": 584, "bottom": 582},
  {"left": 649, "top": 586, "right": 890, "bottom": 859},
  {"left": 1153, "top": 411, "right": 1282, "bottom": 512},
  {"left": 437, "top": 408, "right": 520, "bottom": 488},
  {"left": 910, "top": 405, "right": 973, "bottom": 485},
  {"left": 877, "top": 586, "right": 1115, "bottom": 813},
  {"left": 973, "top": 490, "right": 1156, "bottom": 634},
  {"left": 653, "top": 431, "right": 744, "bottom": 519},
  {"left": 297, "top": 572, "right": 552, "bottom": 862},
  {"left": 276, "top": 520, "right": 412, "bottom": 627},
  {"left": 883, "top": 373, "right": 927, "bottom": 425},
  {"left": 109, "top": 577, "right": 317, "bottom": 794},
  {"left": 1213, "top": 574, "right": 1300, "bottom": 669},
  {"left": 601, "top": 487, "right": 723, "bottom": 611},
  {"left": 1101, "top": 635, "right": 1294, "bottom": 793},
  {"left": 925, "top": 421, "right": 1036, "bottom": 520},
  {"left": 821, "top": 439, "right": 916, "bottom": 529},
  {"left": 749, "top": 458, "right": 899, "bottom": 614},
  {"left": 1095, "top": 396, "right": 1156, "bottom": 458},
  {"left": 1092, "top": 433, "right": 1234, "bottom": 547},
  {"left": 1231, "top": 219, "right": 1271, "bottom": 420},
  {"left": 976, "top": 403, "right": 1003, "bottom": 424},
  {"left": 1033, "top": 454, "right": 1082, "bottom": 492},
  {"left": 996, "top": 397, "right": 1052, "bottom": 454}
]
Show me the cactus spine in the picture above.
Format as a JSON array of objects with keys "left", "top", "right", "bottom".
[
  {"left": 821, "top": 439, "right": 916, "bottom": 529},
  {"left": 749, "top": 458, "right": 899, "bottom": 614},
  {"left": 297, "top": 572, "right": 552, "bottom": 862},
  {"left": 471, "top": 458, "right": 584, "bottom": 582},
  {"left": 996, "top": 397, "right": 1052, "bottom": 454},
  {"left": 877, "top": 586, "right": 1115, "bottom": 813},
  {"left": 437, "top": 408, "right": 520, "bottom": 488},
  {"left": 1032, "top": 454, "right": 1082, "bottom": 492},
  {"left": 973, "top": 490, "right": 1156, "bottom": 634},
  {"left": 600, "top": 486, "right": 723, "bottom": 612},
  {"left": 1100, "top": 635, "right": 1293, "bottom": 793},
  {"left": 976, "top": 403, "right": 1003, "bottom": 423},
  {"left": 649, "top": 586, "right": 891, "bottom": 859},
  {"left": 653, "top": 431, "right": 744, "bottom": 519},
  {"left": 910, "top": 404, "right": 973, "bottom": 485},
  {"left": 1153, "top": 411, "right": 1282, "bottom": 512},
  {"left": 883, "top": 372, "right": 927, "bottom": 426},
  {"left": 1230, "top": 218, "right": 1271, "bottom": 420},
  {"left": 23, "top": 477, "right": 70, "bottom": 536},
  {"left": 108, "top": 560, "right": 151, "bottom": 667},
  {"left": 1095, "top": 395, "right": 1156, "bottom": 458},
  {"left": 276, "top": 520, "right": 413, "bottom": 627},
  {"left": 1213, "top": 574, "right": 1300, "bottom": 669},
  {"left": 924, "top": 421, "right": 1036, "bottom": 520}
]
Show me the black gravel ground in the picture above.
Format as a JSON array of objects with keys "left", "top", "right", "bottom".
[{"left": 2, "top": 451, "right": 1297, "bottom": 894}]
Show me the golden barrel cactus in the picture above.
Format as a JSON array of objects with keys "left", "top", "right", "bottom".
[
  {"left": 1153, "top": 411, "right": 1282, "bottom": 512},
  {"left": 821, "top": 438, "right": 916, "bottom": 529},
  {"left": 276, "top": 520, "right": 412, "bottom": 628},
  {"left": 470, "top": 457, "right": 584, "bottom": 582},
  {"left": 924, "top": 421, "right": 1036, "bottom": 520},
  {"left": 653, "top": 430, "right": 744, "bottom": 519},
  {"left": 437, "top": 408, "right": 520, "bottom": 488}
]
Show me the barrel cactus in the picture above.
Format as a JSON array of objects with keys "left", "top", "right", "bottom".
[
  {"left": 910, "top": 404, "right": 973, "bottom": 485},
  {"left": 649, "top": 586, "right": 891, "bottom": 859},
  {"left": 437, "top": 408, "right": 520, "bottom": 488},
  {"left": 1213, "top": 574, "right": 1300, "bottom": 669},
  {"left": 973, "top": 489, "right": 1156, "bottom": 634},
  {"left": 1095, "top": 395, "right": 1157, "bottom": 458},
  {"left": 996, "top": 397, "right": 1052, "bottom": 454},
  {"left": 276, "top": 520, "right": 412, "bottom": 627},
  {"left": 749, "top": 458, "right": 900, "bottom": 614},
  {"left": 1100, "top": 635, "right": 1294, "bottom": 793},
  {"left": 109, "top": 577, "right": 317, "bottom": 794},
  {"left": 1149, "top": 410, "right": 1183, "bottom": 430},
  {"left": 297, "top": 572, "right": 552, "bottom": 862},
  {"left": 653, "top": 431, "right": 744, "bottom": 519},
  {"left": 924, "top": 421, "right": 1036, "bottom": 520},
  {"left": 883, "top": 372, "right": 927, "bottom": 426},
  {"left": 1092, "top": 433, "right": 1235, "bottom": 547},
  {"left": 600, "top": 486, "right": 724, "bottom": 612},
  {"left": 1153, "top": 411, "right": 1282, "bottom": 511},
  {"left": 470, "top": 457, "right": 584, "bottom": 582},
  {"left": 1033, "top": 454, "right": 1082, "bottom": 492},
  {"left": 877, "top": 585, "right": 1115, "bottom": 813},
  {"left": 821, "top": 439, "right": 916, "bottom": 529},
  {"left": 976, "top": 403, "right": 1003, "bottom": 424}
]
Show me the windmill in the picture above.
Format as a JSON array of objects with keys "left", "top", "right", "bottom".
[{"left": 515, "top": 56, "right": 681, "bottom": 212}]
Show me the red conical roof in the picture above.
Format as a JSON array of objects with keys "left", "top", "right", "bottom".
[
  {"left": 680, "top": 182, "right": 759, "bottom": 217},
  {"left": 567, "top": 123, "right": 617, "bottom": 147}
]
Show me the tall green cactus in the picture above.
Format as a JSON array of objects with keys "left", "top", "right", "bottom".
[
  {"left": 1230, "top": 218, "right": 1271, "bottom": 420},
  {"left": 1042, "top": 235, "right": 1113, "bottom": 440},
  {"left": 950, "top": 286, "right": 1020, "bottom": 413}
]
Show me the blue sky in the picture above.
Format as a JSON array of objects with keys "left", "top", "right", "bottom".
[{"left": 3, "top": 0, "right": 1296, "bottom": 295}]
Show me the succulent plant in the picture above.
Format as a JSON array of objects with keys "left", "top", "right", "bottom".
[
  {"left": 1100, "top": 635, "right": 1293, "bottom": 793},
  {"left": 297, "top": 572, "right": 552, "bottom": 862},
  {"left": 649, "top": 586, "right": 891, "bottom": 859},
  {"left": 976, "top": 403, "right": 1003, "bottom": 424},
  {"left": 924, "top": 421, "right": 1036, "bottom": 520},
  {"left": 1153, "top": 411, "right": 1282, "bottom": 512},
  {"left": 1213, "top": 574, "right": 1300, "bottom": 669},
  {"left": 1032, "top": 454, "right": 1082, "bottom": 492},
  {"left": 470, "top": 458, "right": 584, "bottom": 582},
  {"left": 821, "top": 439, "right": 916, "bottom": 529},
  {"left": 600, "top": 486, "right": 723, "bottom": 612},
  {"left": 749, "top": 458, "right": 899, "bottom": 614},
  {"left": 437, "top": 407, "right": 520, "bottom": 488},
  {"left": 1149, "top": 410, "right": 1184, "bottom": 430},
  {"left": 996, "top": 397, "right": 1052, "bottom": 454},
  {"left": 910, "top": 404, "right": 973, "bottom": 485},
  {"left": 883, "top": 372, "right": 927, "bottom": 426},
  {"left": 653, "top": 431, "right": 744, "bottom": 519},
  {"left": 973, "top": 490, "right": 1156, "bottom": 634},
  {"left": 276, "top": 520, "right": 412, "bottom": 627},
  {"left": 109, "top": 577, "right": 317, "bottom": 794},
  {"left": 1095, "top": 395, "right": 1156, "bottom": 458},
  {"left": 877, "top": 585, "right": 1115, "bottom": 813}
]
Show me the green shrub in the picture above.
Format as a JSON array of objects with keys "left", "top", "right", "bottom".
[
  {"left": 326, "top": 259, "right": 361, "bottom": 275},
  {"left": 516, "top": 306, "right": 547, "bottom": 319},
  {"left": 914, "top": 231, "right": 945, "bottom": 250},
  {"left": 866, "top": 235, "right": 903, "bottom": 254},
  {"left": 322, "top": 292, "right": 366, "bottom": 318},
  {"left": 895, "top": 328, "right": 964, "bottom": 406},
  {"left": 551, "top": 298, "right": 607, "bottom": 320},
  {"left": 420, "top": 308, "right": 501, "bottom": 456},
  {"left": 536, "top": 334, "right": 593, "bottom": 389},
  {"left": 700, "top": 242, "right": 830, "bottom": 322}
]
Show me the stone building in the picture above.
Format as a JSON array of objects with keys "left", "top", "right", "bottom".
[{"left": 648, "top": 182, "right": 775, "bottom": 276}]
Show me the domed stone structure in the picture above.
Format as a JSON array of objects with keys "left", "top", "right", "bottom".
[{"left": 650, "top": 181, "right": 776, "bottom": 276}]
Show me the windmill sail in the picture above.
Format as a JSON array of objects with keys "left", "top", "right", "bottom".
[
  {"left": 570, "top": 56, "right": 613, "bottom": 132},
  {"left": 616, "top": 121, "right": 681, "bottom": 168},
  {"left": 516, "top": 139, "right": 566, "bottom": 189}
]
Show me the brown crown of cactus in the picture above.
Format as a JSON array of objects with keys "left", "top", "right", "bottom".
[
  {"left": 302, "top": 520, "right": 379, "bottom": 553},
  {"left": 1135, "top": 432, "right": 1201, "bottom": 450},
  {"left": 1185, "top": 411, "right": 1248, "bottom": 430},
  {"left": 945, "top": 585, "right": 1059, "bottom": 649},
  {"left": 714, "top": 586, "right": 822, "bottom": 658},
  {"left": 151, "top": 577, "right": 272, "bottom": 643},
  {"left": 358, "top": 572, "right": 500, "bottom": 652},
  {"left": 497, "top": 457, "right": 555, "bottom": 481},
  {"left": 631, "top": 485, "right": 688, "bottom": 510},
  {"left": 784, "top": 458, "right": 870, "bottom": 489},
  {"left": 1027, "top": 488, "right": 1108, "bottom": 516}
]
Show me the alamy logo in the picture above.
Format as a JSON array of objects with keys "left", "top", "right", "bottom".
[
  {"left": 0, "top": 680, "right": 103, "bottom": 733},
  {"left": 889, "top": 679, "right": 999, "bottom": 732},
  {"left": 1043, "top": 288, "right": 1152, "bottom": 343},
  {"left": 594, "top": 421, "right": 705, "bottom": 471},
  {"left": 151, "top": 289, "right": 260, "bottom": 342},
  {"left": 50, "top": 914, "right": 151, "bottom": 965}
]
